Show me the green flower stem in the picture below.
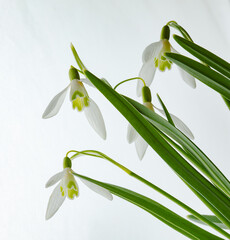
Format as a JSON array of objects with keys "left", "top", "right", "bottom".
[
  {"left": 167, "top": 21, "right": 193, "bottom": 42},
  {"left": 68, "top": 150, "right": 230, "bottom": 238},
  {"left": 114, "top": 77, "right": 146, "bottom": 90}
]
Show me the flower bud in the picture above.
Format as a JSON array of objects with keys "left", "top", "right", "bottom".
[
  {"left": 142, "top": 86, "right": 152, "bottom": 103},
  {"left": 160, "top": 25, "right": 170, "bottom": 40},
  {"left": 63, "top": 157, "right": 72, "bottom": 169},
  {"left": 69, "top": 66, "right": 80, "bottom": 81}
]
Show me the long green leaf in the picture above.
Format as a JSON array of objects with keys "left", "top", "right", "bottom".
[
  {"left": 74, "top": 173, "right": 224, "bottom": 240},
  {"left": 124, "top": 96, "right": 230, "bottom": 197},
  {"left": 188, "top": 215, "right": 228, "bottom": 230},
  {"left": 84, "top": 70, "right": 230, "bottom": 227},
  {"left": 157, "top": 94, "right": 175, "bottom": 126},
  {"left": 165, "top": 52, "right": 230, "bottom": 100},
  {"left": 173, "top": 35, "right": 230, "bottom": 79}
]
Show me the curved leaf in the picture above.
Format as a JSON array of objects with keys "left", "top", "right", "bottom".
[
  {"left": 74, "top": 173, "right": 224, "bottom": 240},
  {"left": 84, "top": 70, "right": 230, "bottom": 227},
  {"left": 173, "top": 35, "right": 230, "bottom": 79},
  {"left": 165, "top": 52, "right": 230, "bottom": 100}
]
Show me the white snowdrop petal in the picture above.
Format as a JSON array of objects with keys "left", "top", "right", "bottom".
[
  {"left": 127, "top": 124, "right": 138, "bottom": 143},
  {"left": 80, "top": 78, "right": 95, "bottom": 88},
  {"left": 79, "top": 177, "right": 113, "bottom": 201},
  {"left": 135, "top": 135, "right": 148, "bottom": 160},
  {"left": 171, "top": 47, "right": 196, "bottom": 89},
  {"left": 170, "top": 113, "right": 194, "bottom": 140},
  {"left": 45, "top": 171, "right": 65, "bottom": 188},
  {"left": 178, "top": 67, "right": 196, "bottom": 89},
  {"left": 137, "top": 58, "right": 156, "bottom": 97},
  {"left": 42, "top": 85, "right": 70, "bottom": 119},
  {"left": 45, "top": 183, "right": 66, "bottom": 220},
  {"left": 69, "top": 79, "right": 85, "bottom": 101},
  {"left": 84, "top": 98, "right": 106, "bottom": 140},
  {"left": 157, "top": 108, "right": 194, "bottom": 140},
  {"left": 142, "top": 41, "right": 162, "bottom": 63}
]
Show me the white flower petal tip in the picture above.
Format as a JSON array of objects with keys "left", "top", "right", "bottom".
[
  {"left": 80, "top": 78, "right": 95, "bottom": 88},
  {"left": 179, "top": 68, "right": 196, "bottom": 89},
  {"left": 84, "top": 98, "right": 107, "bottom": 140},
  {"left": 45, "top": 183, "right": 66, "bottom": 220},
  {"left": 42, "top": 85, "right": 70, "bottom": 119},
  {"left": 127, "top": 124, "right": 138, "bottom": 144},
  {"left": 135, "top": 136, "right": 148, "bottom": 160},
  {"left": 142, "top": 41, "right": 162, "bottom": 63},
  {"left": 80, "top": 178, "right": 113, "bottom": 201},
  {"left": 45, "top": 171, "right": 65, "bottom": 188},
  {"left": 170, "top": 114, "right": 194, "bottom": 140},
  {"left": 137, "top": 58, "right": 157, "bottom": 96}
]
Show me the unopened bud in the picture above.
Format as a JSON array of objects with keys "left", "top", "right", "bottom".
[
  {"left": 69, "top": 66, "right": 80, "bottom": 81},
  {"left": 63, "top": 157, "right": 72, "bottom": 169},
  {"left": 160, "top": 25, "right": 170, "bottom": 40},
  {"left": 142, "top": 86, "right": 152, "bottom": 103}
]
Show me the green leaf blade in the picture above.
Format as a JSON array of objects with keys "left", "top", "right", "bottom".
[
  {"left": 84, "top": 70, "right": 230, "bottom": 227},
  {"left": 188, "top": 215, "right": 228, "bottom": 230},
  {"left": 165, "top": 52, "right": 230, "bottom": 100},
  {"left": 75, "top": 173, "right": 224, "bottom": 240},
  {"left": 173, "top": 35, "right": 230, "bottom": 78}
]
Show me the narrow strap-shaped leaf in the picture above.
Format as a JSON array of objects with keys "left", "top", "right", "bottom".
[
  {"left": 74, "top": 173, "right": 224, "bottom": 240},
  {"left": 173, "top": 35, "right": 230, "bottom": 79},
  {"left": 187, "top": 215, "right": 228, "bottom": 229},
  {"left": 84, "top": 70, "right": 230, "bottom": 227},
  {"left": 157, "top": 94, "right": 175, "bottom": 126},
  {"left": 165, "top": 53, "right": 230, "bottom": 100},
  {"left": 222, "top": 95, "right": 230, "bottom": 110},
  {"left": 124, "top": 96, "right": 230, "bottom": 197}
]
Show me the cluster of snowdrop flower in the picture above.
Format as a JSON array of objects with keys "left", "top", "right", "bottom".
[
  {"left": 45, "top": 156, "right": 112, "bottom": 219},
  {"left": 42, "top": 66, "right": 106, "bottom": 140},
  {"left": 44, "top": 23, "right": 197, "bottom": 219}
]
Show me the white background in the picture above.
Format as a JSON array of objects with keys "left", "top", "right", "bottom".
[{"left": 0, "top": 0, "right": 230, "bottom": 239}]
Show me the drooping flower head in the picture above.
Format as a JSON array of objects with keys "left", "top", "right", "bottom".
[
  {"left": 45, "top": 156, "right": 112, "bottom": 220},
  {"left": 137, "top": 25, "right": 196, "bottom": 96},
  {"left": 42, "top": 66, "right": 106, "bottom": 139},
  {"left": 128, "top": 86, "right": 194, "bottom": 160}
]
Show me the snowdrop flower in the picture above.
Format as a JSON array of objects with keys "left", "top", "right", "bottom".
[
  {"left": 45, "top": 157, "right": 113, "bottom": 220},
  {"left": 42, "top": 66, "right": 106, "bottom": 139},
  {"left": 137, "top": 25, "right": 196, "bottom": 96},
  {"left": 128, "top": 86, "right": 194, "bottom": 160}
]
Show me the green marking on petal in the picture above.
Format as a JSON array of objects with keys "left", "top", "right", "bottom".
[
  {"left": 72, "top": 90, "right": 84, "bottom": 100},
  {"left": 60, "top": 186, "right": 65, "bottom": 196},
  {"left": 67, "top": 180, "right": 77, "bottom": 189},
  {"left": 72, "top": 98, "right": 83, "bottom": 111},
  {"left": 84, "top": 97, "right": 90, "bottom": 107},
  {"left": 68, "top": 188, "right": 78, "bottom": 199},
  {"left": 155, "top": 58, "right": 158, "bottom": 68}
]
